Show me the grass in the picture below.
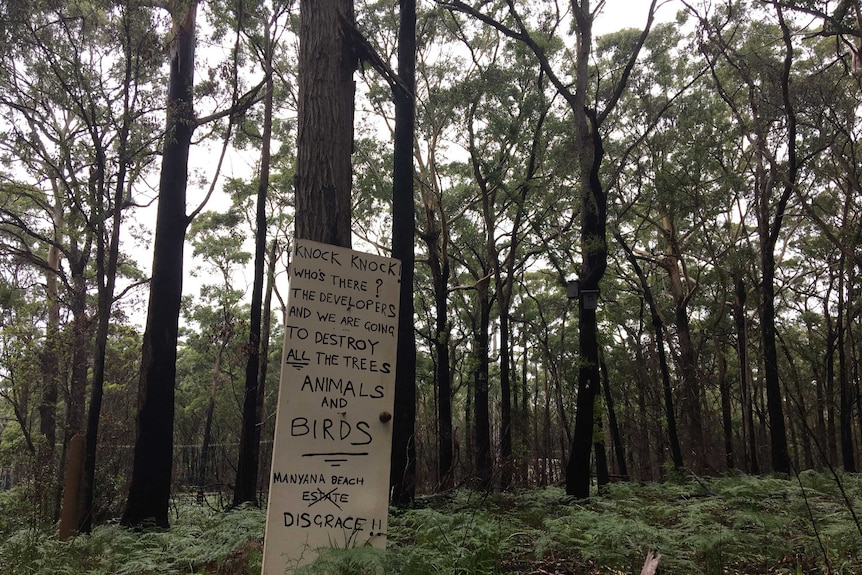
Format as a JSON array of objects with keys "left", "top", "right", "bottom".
[{"left": 2, "top": 472, "right": 860, "bottom": 574}]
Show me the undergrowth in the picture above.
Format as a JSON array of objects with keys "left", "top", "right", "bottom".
[{"left": 1, "top": 472, "right": 860, "bottom": 574}]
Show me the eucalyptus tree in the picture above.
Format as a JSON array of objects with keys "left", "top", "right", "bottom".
[
  {"left": 389, "top": 0, "right": 419, "bottom": 506},
  {"left": 604, "top": 19, "right": 754, "bottom": 472},
  {"left": 441, "top": 0, "right": 660, "bottom": 497},
  {"left": 687, "top": 0, "right": 862, "bottom": 473},
  {"left": 122, "top": 0, "right": 269, "bottom": 527},
  {"left": 122, "top": 0, "right": 201, "bottom": 529},
  {"left": 783, "top": 34, "right": 862, "bottom": 471},
  {"left": 358, "top": 0, "right": 468, "bottom": 491},
  {"left": 687, "top": 1, "right": 798, "bottom": 473}
]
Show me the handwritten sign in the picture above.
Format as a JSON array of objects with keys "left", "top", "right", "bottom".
[{"left": 262, "top": 238, "right": 401, "bottom": 574}]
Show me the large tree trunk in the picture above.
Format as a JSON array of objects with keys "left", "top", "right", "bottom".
[
  {"left": 423, "top": 218, "right": 453, "bottom": 488},
  {"left": 294, "top": 0, "right": 354, "bottom": 247},
  {"left": 759, "top": 243, "right": 790, "bottom": 473},
  {"left": 389, "top": 0, "right": 417, "bottom": 507},
  {"left": 565, "top": 0, "right": 607, "bottom": 498},
  {"left": 122, "top": 0, "right": 197, "bottom": 528},
  {"left": 755, "top": 8, "right": 796, "bottom": 475}
]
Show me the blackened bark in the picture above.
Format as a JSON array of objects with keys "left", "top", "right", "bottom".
[
  {"left": 122, "top": 0, "right": 196, "bottom": 528},
  {"left": 474, "top": 282, "right": 492, "bottom": 490},
  {"left": 566, "top": 107, "right": 607, "bottom": 499},
  {"left": 734, "top": 276, "right": 759, "bottom": 473},
  {"left": 79, "top": 11, "right": 139, "bottom": 530},
  {"left": 837, "top": 257, "right": 855, "bottom": 471},
  {"left": 233, "top": 38, "right": 274, "bottom": 507},
  {"left": 600, "top": 353, "right": 627, "bottom": 479},
  {"left": 760, "top": 248, "right": 790, "bottom": 473},
  {"left": 427, "top": 241, "right": 453, "bottom": 488},
  {"left": 757, "top": 8, "right": 795, "bottom": 475},
  {"left": 389, "top": 0, "right": 417, "bottom": 507}
]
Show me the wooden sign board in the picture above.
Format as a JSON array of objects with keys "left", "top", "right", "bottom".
[{"left": 262, "top": 238, "right": 401, "bottom": 574}]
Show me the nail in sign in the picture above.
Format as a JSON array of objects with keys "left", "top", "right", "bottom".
[{"left": 262, "top": 239, "right": 401, "bottom": 574}]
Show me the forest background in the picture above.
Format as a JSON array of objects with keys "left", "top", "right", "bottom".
[{"left": 0, "top": 0, "right": 861, "bottom": 568}]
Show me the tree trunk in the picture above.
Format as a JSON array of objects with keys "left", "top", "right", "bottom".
[
  {"left": 233, "top": 29, "right": 274, "bottom": 507},
  {"left": 389, "top": 0, "right": 417, "bottom": 507},
  {"left": 294, "top": 0, "right": 355, "bottom": 247},
  {"left": 474, "top": 280, "right": 492, "bottom": 490},
  {"left": 431, "top": 251, "right": 453, "bottom": 488},
  {"left": 755, "top": 9, "right": 796, "bottom": 475},
  {"left": 837, "top": 257, "right": 856, "bottom": 471},
  {"left": 254, "top": 239, "right": 278, "bottom": 489},
  {"left": 600, "top": 353, "right": 627, "bottom": 479},
  {"left": 564, "top": 3, "right": 609, "bottom": 498},
  {"left": 760, "top": 246, "right": 790, "bottom": 473},
  {"left": 660, "top": 214, "right": 704, "bottom": 468},
  {"left": 734, "top": 276, "right": 759, "bottom": 474},
  {"left": 716, "top": 335, "right": 734, "bottom": 469},
  {"left": 122, "top": 0, "right": 197, "bottom": 528}
]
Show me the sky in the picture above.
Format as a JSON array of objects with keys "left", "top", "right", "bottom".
[{"left": 596, "top": 0, "right": 682, "bottom": 35}]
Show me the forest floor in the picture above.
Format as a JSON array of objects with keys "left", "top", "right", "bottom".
[{"left": 1, "top": 471, "right": 861, "bottom": 574}]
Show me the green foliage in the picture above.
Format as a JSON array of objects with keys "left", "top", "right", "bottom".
[
  {"left": 0, "top": 475, "right": 860, "bottom": 574},
  {"left": 0, "top": 501, "right": 265, "bottom": 575}
]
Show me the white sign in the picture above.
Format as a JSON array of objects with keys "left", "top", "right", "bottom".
[{"left": 262, "top": 238, "right": 401, "bottom": 574}]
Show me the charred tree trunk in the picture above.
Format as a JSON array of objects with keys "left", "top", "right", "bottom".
[
  {"left": 474, "top": 279, "right": 493, "bottom": 490},
  {"left": 233, "top": 28, "right": 274, "bottom": 507},
  {"left": 122, "top": 1, "right": 197, "bottom": 528},
  {"left": 600, "top": 352, "right": 627, "bottom": 479},
  {"left": 566, "top": 106, "right": 607, "bottom": 498},
  {"left": 734, "top": 276, "right": 759, "bottom": 474},
  {"left": 389, "top": 0, "right": 417, "bottom": 507}
]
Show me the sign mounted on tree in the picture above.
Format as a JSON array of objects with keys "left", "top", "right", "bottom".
[{"left": 262, "top": 238, "right": 401, "bottom": 574}]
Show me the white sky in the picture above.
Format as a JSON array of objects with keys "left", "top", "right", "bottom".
[{"left": 596, "top": 0, "right": 681, "bottom": 35}]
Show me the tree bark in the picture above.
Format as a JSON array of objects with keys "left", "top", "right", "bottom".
[
  {"left": 600, "top": 353, "right": 627, "bottom": 479},
  {"left": 294, "top": 0, "right": 355, "bottom": 247},
  {"left": 233, "top": 25, "right": 274, "bottom": 507},
  {"left": 474, "top": 279, "right": 493, "bottom": 490},
  {"left": 390, "top": 0, "right": 417, "bottom": 507},
  {"left": 122, "top": 0, "right": 197, "bottom": 528},
  {"left": 733, "top": 275, "right": 759, "bottom": 474}
]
